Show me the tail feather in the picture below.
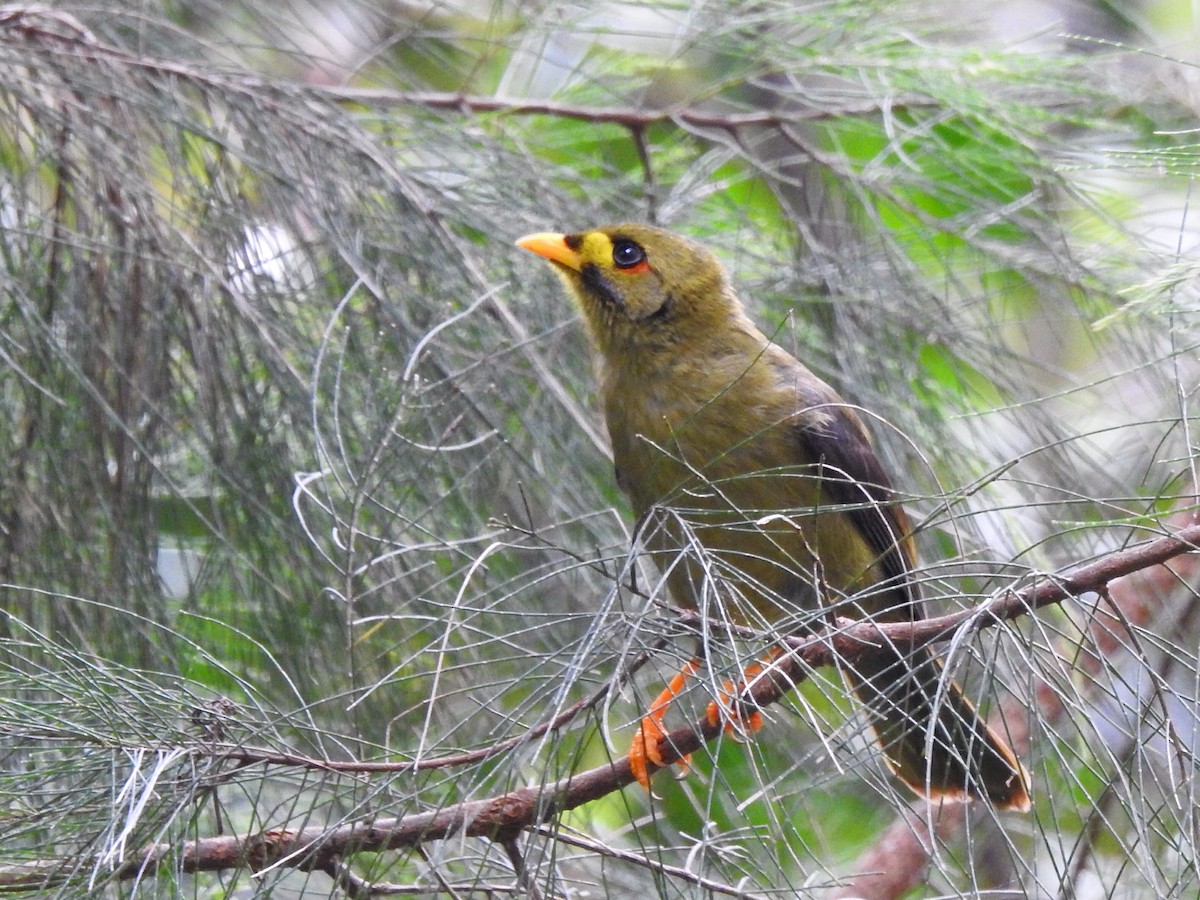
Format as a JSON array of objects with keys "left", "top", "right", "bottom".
[{"left": 847, "top": 646, "right": 1030, "bottom": 811}]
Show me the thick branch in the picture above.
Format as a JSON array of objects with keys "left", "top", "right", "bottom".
[{"left": 3, "top": 523, "right": 1195, "bottom": 892}]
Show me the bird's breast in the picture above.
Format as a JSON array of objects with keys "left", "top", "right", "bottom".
[{"left": 602, "top": 356, "right": 883, "bottom": 624}]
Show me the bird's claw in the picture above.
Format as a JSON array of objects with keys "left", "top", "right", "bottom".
[
  {"left": 705, "top": 674, "right": 766, "bottom": 742},
  {"left": 628, "top": 712, "right": 693, "bottom": 790},
  {"left": 627, "top": 659, "right": 700, "bottom": 789}
]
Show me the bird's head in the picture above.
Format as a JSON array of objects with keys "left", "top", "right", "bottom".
[{"left": 516, "top": 223, "right": 735, "bottom": 357}]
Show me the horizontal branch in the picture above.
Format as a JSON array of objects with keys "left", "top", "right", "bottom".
[
  {"left": 3, "top": 521, "right": 1194, "bottom": 893},
  {"left": 794, "top": 517, "right": 1200, "bottom": 661},
  {"left": 322, "top": 89, "right": 905, "bottom": 132},
  {"left": 0, "top": 9, "right": 912, "bottom": 136}
]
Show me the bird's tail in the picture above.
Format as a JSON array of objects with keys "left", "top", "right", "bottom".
[{"left": 846, "top": 645, "right": 1030, "bottom": 811}]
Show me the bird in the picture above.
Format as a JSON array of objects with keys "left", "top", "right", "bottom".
[{"left": 516, "top": 223, "right": 1031, "bottom": 811}]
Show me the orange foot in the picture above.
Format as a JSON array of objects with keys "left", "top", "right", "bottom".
[
  {"left": 628, "top": 655, "right": 777, "bottom": 790},
  {"left": 706, "top": 658, "right": 768, "bottom": 737},
  {"left": 628, "top": 659, "right": 700, "bottom": 790}
]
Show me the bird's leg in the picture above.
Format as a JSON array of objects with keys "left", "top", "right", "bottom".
[
  {"left": 629, "top": 645, "right": 782, "bottom": 790},
  {"left": 704, "top": 648, "right": 780, "bottom": 738},
  {"left": 628, "top": 658, "right": 701, "bottom": 790}
]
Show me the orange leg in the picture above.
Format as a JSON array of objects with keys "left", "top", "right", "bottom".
[
  {"left": 628, "top": 651, "right": 780, "bottom": 790},
  {"left": 705, "top": 658, "right": 769, "bottom": 736},
  {"left": 628, "top": 659, "right": 700, "bottom": 790}
]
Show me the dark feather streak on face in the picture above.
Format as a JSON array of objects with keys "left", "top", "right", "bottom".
[
  {"left": 642, "top": 293, "right": 673, "bottom": 322},
  {"left": 580, "top": 262, "right": 623, "bottom": 307}
]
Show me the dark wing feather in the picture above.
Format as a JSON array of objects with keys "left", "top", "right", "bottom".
[{"left": 791, "top": 403, "right": 923, "bottom": 620}]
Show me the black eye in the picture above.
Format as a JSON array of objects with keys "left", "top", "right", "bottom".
[{"left": 612, "top": 239, "right": 646, "bottom": 269}]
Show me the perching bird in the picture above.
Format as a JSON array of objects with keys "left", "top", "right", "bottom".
[{"left": 516, "top": 224, "right": 1030, "bottom": 810}]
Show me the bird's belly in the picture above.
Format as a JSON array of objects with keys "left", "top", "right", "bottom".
[
  {"left": 610, "top": 381, "right": 888, "bottom": 627},
  {"left": 634, "top": 451, "right": 885, "bottom": 629}
]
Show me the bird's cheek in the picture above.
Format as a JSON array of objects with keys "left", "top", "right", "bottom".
[{"left": 625, "top": 287, "right": 672, "bottom": 323}]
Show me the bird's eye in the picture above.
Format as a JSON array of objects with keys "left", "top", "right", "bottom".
[{"left": 612, "top": 239, "right": 646, "bottom": 270}]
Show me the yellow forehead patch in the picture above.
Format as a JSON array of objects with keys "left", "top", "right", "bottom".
[{"left": 577, "top": 231, "right": 615, "bottom": 266}]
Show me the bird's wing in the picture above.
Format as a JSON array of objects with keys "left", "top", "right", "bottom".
[{"left": 790, "top": 398, "right": 923, "bottom": 620}]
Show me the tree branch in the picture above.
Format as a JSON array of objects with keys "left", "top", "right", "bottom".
[
  {"left": 322, "top": 89, "right": 911, "bottom": 131},
  {"left": 835, "top": 511, "right": 1200, "bottom": 900},
  {"left": 2, "top": 523, "right": 1195, "bottom": 892},
  {"left": 0, "top": 9, "right": 921, "bottom": 139}
]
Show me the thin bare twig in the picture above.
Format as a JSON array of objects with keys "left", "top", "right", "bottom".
[
  {"left": 215, "top": 639, "right": 667, "bottom": 774},
  {"left": 324, "top": 88, "right": 916, "bottom": 132}
]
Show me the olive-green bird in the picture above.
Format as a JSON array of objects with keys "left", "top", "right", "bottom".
[{"left": 517, "top": 223, "right": 1030, "bottom": 810}]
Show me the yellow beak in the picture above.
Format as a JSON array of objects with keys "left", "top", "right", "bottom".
[{"left": 516, "top": 232, "right": 582, "bottom": 271}]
